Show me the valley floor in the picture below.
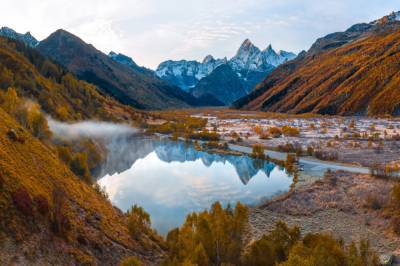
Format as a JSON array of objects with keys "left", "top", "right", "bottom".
[
  {"left": 154, "top": 108, "right": 400, "bottom": 264},
  {"left": 249, "top": 171, "right": 400, "bottom": 263},
  {"left": 185, "top": 108, "right": 400, "bottom": 168}
]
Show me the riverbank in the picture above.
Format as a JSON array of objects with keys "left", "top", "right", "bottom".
[
  {"left": 229, "top": 143, "right": 370, "bottom": 174},
  {"left": 249, "top": 170, "right": 400, "bottom": 263}
]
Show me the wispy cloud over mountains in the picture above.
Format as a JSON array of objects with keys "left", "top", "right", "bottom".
[{"left": 0, "top": 0, "right": 398, "bottom": 68}]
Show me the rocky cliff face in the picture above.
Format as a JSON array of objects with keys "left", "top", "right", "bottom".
[
  {"left": 156, "top": 55, "right": 227, "bottom": 91},
  {"left": 190, "top": 64, "right": 248, "bottom": 105}
]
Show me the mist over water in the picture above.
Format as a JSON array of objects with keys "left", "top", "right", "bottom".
[
  {"left": 47, "top": 118, "right": 139, "bottom": 140},
  {"left": 47, "top": 118, "right": 149, "bottom": 178},
  {"left": 46, "top": 118, "right": 293, "bottom": 234}
]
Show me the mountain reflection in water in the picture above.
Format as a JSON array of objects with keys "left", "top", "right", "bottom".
[{"left": 97, "top": 137, "right": 293, "bottom": 234}]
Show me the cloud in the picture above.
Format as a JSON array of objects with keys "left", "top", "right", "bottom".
[
  {"left": 0, "top": 0, "right": 398, "bottom": 68},
  {"left": 48, "top": 118, "right": 138, "bottom": 140}
]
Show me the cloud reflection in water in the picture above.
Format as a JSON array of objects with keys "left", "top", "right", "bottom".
[{"left": 97, "top": 140, "right": 292, "bottom": 234}]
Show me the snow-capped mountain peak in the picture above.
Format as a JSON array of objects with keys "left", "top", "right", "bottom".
[
  {"left": 264, "top": 44, "right": 274, "bottom": 52},
  {"left": 202, "top": 55, "right": 215, "bottom": 64},
  {"left": 372, "top": 11, "right": 400, "bottom": 25},
  {"left": 391, "top": 11, "right": 400, "bottom": 21},
  {"left": 234, "top": 39, "right": 261, "bottom": 59},
  {"left": 155, "top": 38, "right": 296, "bottom": 95},
  {"left": 0, "top": 26, "right": 39, "bottom": 47}
]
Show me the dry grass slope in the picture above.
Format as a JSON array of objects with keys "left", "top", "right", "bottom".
[
  {"left": 236, "top": 22, "right": 400, "bottom": 116},
  {"left": 0, "top": 108, "right": 164, "bottom": 265}
]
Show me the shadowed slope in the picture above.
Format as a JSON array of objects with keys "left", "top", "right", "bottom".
[{"left": 37, "top": 29, "right": 202, "bottom": 110}]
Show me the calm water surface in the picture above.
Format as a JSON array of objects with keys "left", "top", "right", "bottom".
[{"left": 97, "top": 137, "right": 293, "bottom": 234}]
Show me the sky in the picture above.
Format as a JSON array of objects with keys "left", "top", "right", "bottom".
[{"left": 1, "top": 0, "right": 399, "bottom": 69}]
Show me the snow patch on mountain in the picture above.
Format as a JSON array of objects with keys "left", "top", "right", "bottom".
[
  {"left": 156, "top": 39, "right": 296, "bottom": 92},
  {"left": 156, "top": 56, "right": 227, "bottom": 91},
  {"left": 0, "top": 27, "right": 39, "bottom": 47}
]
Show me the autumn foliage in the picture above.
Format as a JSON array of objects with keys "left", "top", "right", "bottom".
[{"left": 235, "top": 22, "right": 400, "bottom": 116}]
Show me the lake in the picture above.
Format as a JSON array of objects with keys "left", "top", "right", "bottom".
[{"left": 97, "top": 137, "right": 293, "bottom": 235}]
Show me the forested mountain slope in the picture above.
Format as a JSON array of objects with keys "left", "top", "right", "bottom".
[
  {"left": 37, "top": 29, "right": 206, "bottom": 110},
  {"left": 234, "top": 14, "right": 400, "bottom": 116},
  {"left": 0, "top": 36, "right": 143, "bottom": 122}
]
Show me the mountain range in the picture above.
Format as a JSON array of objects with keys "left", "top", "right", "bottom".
[
  {"left": 0, "top": 26, "right": 297, "bottom": 108},
  {"left": 0, "top": 27, "right": 220, "bottom": 110},
  {"left": 156, "top": 40, "right": 296, "bottom": 105},
  {"left": 233, "top": 11, "right": 400, "bottom": 116},
  {"left": 2, "top": 11, "right": 400, "bottom": 115}
]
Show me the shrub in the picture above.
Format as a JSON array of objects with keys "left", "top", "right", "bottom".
[
  {"left": 127, "top": 205, "right": 151, "bottom": 239},
  {"left": 12, "top": 186, "right": 34, "bottom": 217},
  {"left": 391, "top": 216, "right": 400, "bottom": 235},
  {"left": 25, "top": 103, "right": 52, "bottom": 140},
  {"left": 259, "top": 132, "right": 270, "bottom": 139},
  {"left": 365, "top": 195, "right": 383, "bottom": 210},
  {"left": 164, "top": 202, "right": 248, "bottom": 265},
  {"left": 268, "top": 127, "right": 282, "bottom": 138},
  {"left": 282, "top": 126, "right": 300, "bottom": 137},
  {"left": 6, "top": 129, "right": 25, "bottom": 143},
  {"left": 70, "top": 152, "right": 91, "bottom": 183},
  {"left": 253, "top": 125, "right": 263, "bottom": 135},
  {"left": 189, "top": 130, "right": 219, "bottom": 141},
  {"left": 314, "top": 150, "right": 338, "bottom": 161},
  {"left": 0, "top": 175, "right": 4, "bottom": 190},
  {"left": 285, "top": 154, "right": 298, "bottom": 174},
  {"left": 307, "top": 145, "right": 314, "bottom": 156},
  {"left": 242, "top": 221, "right": 301, "bottom": 265},
  {"left": 252, "top": 144, "right": 265, "bottom": 159},
  {"left": 392, "top": 183, "right": 400, "bottom": 206},
  {"left": 34, "top": 195, "right": 50, "bottom": 216},
  {"left": 370, "top": 164, "right": 400, "bottom": 179},
  {"left": 57, "top": 146, "right": 73, "bottom": 164},
  {"left": 0, "top": 87, "right": 20, "bottom": 114},
  {"left": 120, "top": 256, "right": 142, "bottom": 266},
  {"left": 277, "top": 142, "right": 303, "bottom": 156},
  {"left": 51, "top": 187, "right": 71, "bottom": 237}
]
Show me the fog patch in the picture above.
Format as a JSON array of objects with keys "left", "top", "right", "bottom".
[{"left": 48, "top": 118, "right": 139, "bottom": 140}]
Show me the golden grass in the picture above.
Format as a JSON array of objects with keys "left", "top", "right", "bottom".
[{"left": 0, "top": 108, "right": 163, "bottom": 263}]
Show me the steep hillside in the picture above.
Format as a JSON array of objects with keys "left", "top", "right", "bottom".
[
  {"left": 190, "top": 64, "right": 247, "bottom": 105},
  {"left": 37, "top": 29, "right": 202, "bottom": 110},
  {"left": 0, "top": 108, "right": 164, "bottom": 265},
  {"left": 0, "top": 36, "right": 142, "bottom": 122},
  {"left": 234, "top": 14, "right": 400, "bottom": 116}
]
